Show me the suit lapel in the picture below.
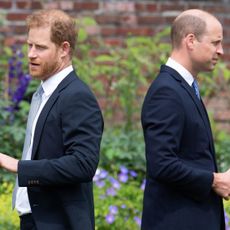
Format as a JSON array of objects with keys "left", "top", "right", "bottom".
[
  {"left": 31, "top": 72, "right": 77, "bottom": 159},
  {"left": 181, "top": 81, "right": 212, "bottom": 136},
  {"left": 200, "top": 99, "right": 216, "bottom": 156},
  {"left": 181, "top": 82, "right": 216, "bottom": 144},
  {"left": 161, "top": 65, "right": 216, "bottom": 155}
]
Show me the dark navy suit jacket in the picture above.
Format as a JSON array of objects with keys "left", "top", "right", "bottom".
[
  {"left": 18, "top": 71, "right": 103, "bottom": 230},
  {"left": 141, "top": 65, "right": 225, "bottom": 230}
]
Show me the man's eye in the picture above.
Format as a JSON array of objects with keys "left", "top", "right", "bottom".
[
  {"left": 212, "top": 41, "right": 220, "bottom": 46},
  {"left": 37, "top": 46, "right": 46, "bottom": 50}
]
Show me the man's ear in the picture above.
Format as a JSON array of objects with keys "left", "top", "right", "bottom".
[
  {"left": 185, "top": 33, "right": 196, "bottom": 51},
  {"left": 60, "top": 41, "right": 71, "bottom": 58}
]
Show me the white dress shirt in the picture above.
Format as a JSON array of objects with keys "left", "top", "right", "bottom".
[
  {"left": 166, "top": 57, "right": 194, "bottom": 86},
  {"left": 16, "top": 65, "right": 73, "bottom": 215}
]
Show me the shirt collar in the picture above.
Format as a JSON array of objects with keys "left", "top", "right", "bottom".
[
  {"left": 166, "top": 58, "right": 194, "bottom": 86},
  {"left": 40, "top": 65, "right": 73, "bottom": 96}
]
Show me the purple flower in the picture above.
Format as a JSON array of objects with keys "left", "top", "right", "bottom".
[
  {"left": 121, "top": 204, "right": 126, "bottom": 209},
  {"left": 109, "top": 177, "right": 121, "bottom": 189},
  {"left": 6, "top": 45, "right": 31, "bottom": 112},
  {"left": 105, "top": 214, "right": 115, "bottom": 224},
  {"left": 99, "top": 169, "right": 108, "bottom": 179},
  {"left": 134, "top": 216, "right": 141, "bottom": 226},
  {"left": 113, "top": 181, "right": 120, "bottom": 189},
  {"left": 99, "top": 195, "right": 106, "bottom": 200},
  {"left": 130, "top": 170, "right": 137, "bottom": 177},
  {"left": 118, "top": 173, "right": 128, "bottom": 183},
  {"left": 16, "top": 49, "right": 24, "bottom": 58},
  {"left": 109, "top": 205, "right": 118, "bottom": 215},
  {"left": 141, "top": 179, "right": 146, "bottom": 190},
  {"left": 12, "top": 74, "right": 31, "bottom": 105},
  {"left": 120, "top": 165, "right": 128, "bottom": 174},
  {"left": 95, "top": 180, "right": 105, "bottom": 188},
  {"left": 225, "top": 211, "right": 230, "bottom": 229},
  {"left": 93, "top": 168, "right": 108, "bottom": 182},
  {"left": 106, "top": 187, "right": 116, "bottom": 196}
]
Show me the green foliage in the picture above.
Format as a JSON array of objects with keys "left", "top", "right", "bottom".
[
  {"left": 73, "top": 19, "right": 171, "bottom": 131},
  {"left": 0, "top": 43, "right": 39, "bottom": 160},
  {"left": 224, "top": 201, "right": 230, "bottom": 229},
  {"left": 0, "top": 47, "right": 8, "bottom": 83},
  {"left": 0, "top": 182, "right": 19, "bottom": 229},
  {"left": 0, "top": 13, "right": 6, "bottom": 57},
  {"left": 76, "top": 17, "right": 98, "bottom": 43},
  {"left": 212, "top": 125, "right": 230, "bottom": 172},
  {"left": 0, "top": 167, "right": 143, "bottom": 230},
  {"left": 94, "top": 166, "right": 143, "bottom": 229},
  {"left": 100, "top": 128, "right": 146, "bottom": 172},
  {"left": 199, "top": 62, "right": 230, "bottom": 97},
  {"left": 0, "top": 100, "right": 29, "bottom": 158},
  {"left": 217, "top": 135, "right": 230, "bottom": 172},
  {"left": 208, "top": 113, "right": 230, "bottom": 172}
]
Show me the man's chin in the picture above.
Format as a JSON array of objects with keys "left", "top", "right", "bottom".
[
  {"left": 209, "top": 65, "right": 216, "bottom": 71},
  {"left": 204, "top": 64, "right": 216, "bottom": 72},
  {"left": 29, "top": 72, "right": 43, "bottom": 80}
]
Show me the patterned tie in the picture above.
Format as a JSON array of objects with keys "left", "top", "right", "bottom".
[
  {"left": 12, "top": 84, "right": 44, "bottom": 208},
  {"left": 192, "top": 79, "right": 200, "bottom": 100}
]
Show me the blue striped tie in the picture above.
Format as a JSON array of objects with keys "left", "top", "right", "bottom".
[{"left": 192, "top": 80, "right": 200, "bottom": 100}]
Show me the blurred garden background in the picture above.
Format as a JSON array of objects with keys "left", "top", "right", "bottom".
[{"left": 0, "top": 0, "right": 230, "bottom": 229}]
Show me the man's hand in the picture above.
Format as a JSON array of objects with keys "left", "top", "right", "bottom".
[
  {"left": 0, "top": 153, "right": 18, "bottom": 173},
  {"left": 212, "top": 169, "right": 230, "bottom": 200}
]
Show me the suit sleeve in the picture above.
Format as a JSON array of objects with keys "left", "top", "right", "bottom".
[
  {"left": 141, "top": 86, "right": 213, "bottom": 201},
  {"left": 18, "top": 85, "right": 103, "bottom": 186}
]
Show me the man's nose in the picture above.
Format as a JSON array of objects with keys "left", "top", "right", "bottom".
[{"left": 28, "top": 46, "right": 37, "bottom": 59}]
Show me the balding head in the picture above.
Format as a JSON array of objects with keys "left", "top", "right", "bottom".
[{"left": 171, "top": 9, "right": 221, "bottom": 49}]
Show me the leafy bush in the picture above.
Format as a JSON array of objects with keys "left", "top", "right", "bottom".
[
  {"left": 214, "top": 129, "right": 230, "bottom": 172},
  {"left": 224, "top": 201, "right": 230, "bottom": 230},
  {"left": 74, "top": 17, "right": 171, "bottom": 131},
  {"left": 0, "top": 166, "right": 144, "bottom": 230},
  {"left": 0, "top": 182, "right": 19, "bottom": 229},
  {"left": 208, "top": 114, "right": 230, "bottom": 172},
  {"left": 0, "top": 46, "right": 32, "bottom": 159},
  {"left": 100, "top": 128, "right": 146, "bottom": 172},
  {"left": 93, "top": 165, "right": 144, "bottom": 229}
]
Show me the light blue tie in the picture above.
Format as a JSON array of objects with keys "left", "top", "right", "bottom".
[
  {"left": 12, "top": 85, "right": 44, "bottom": 208},
  {"left": 21, "top": 85, "right": 44, "bottom": 160},
  {"left": 192, "top": 79, "right": 200, "bottom": 100}
]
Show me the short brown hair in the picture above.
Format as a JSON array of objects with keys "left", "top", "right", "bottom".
[
  {"left": 26, "top": 9, "right": 76, "bottom": 56},
  {"left": 171, "top": 14, "right": 206, "bottom": 49}
]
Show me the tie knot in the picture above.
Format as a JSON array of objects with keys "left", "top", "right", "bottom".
[{"left": 192, "top": 80, "right": 200, "bottom": 100}]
